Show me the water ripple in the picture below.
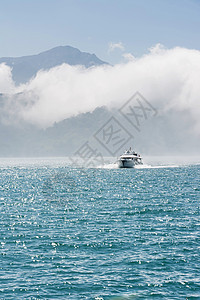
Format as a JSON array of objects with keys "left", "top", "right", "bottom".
[{"left": 0, "top": 162, "right": 199, "bottom": 299}]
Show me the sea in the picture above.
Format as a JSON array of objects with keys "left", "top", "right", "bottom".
[{"left": 0, "top": 157, "right": 199, "bottom": 299}]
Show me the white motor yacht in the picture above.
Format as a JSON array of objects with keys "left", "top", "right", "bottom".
[{"left": 118, "top": 147, "right": 143, "bottom": 168}]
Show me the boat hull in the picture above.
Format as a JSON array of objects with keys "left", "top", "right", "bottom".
[
  {"left": 118, "top": 159, "right": 142, "bottom": 168},
  {"left": 118, "top": 161, "right": 135, "bottom": 168}
]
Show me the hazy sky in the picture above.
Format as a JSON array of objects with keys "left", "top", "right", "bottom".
[{"left": 0, "top": 0, "right": 200, "bottom": 63}]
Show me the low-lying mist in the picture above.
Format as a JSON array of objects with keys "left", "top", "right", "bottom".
[{"left": 0, "top": 44, "right": 199, "bottom": 156}]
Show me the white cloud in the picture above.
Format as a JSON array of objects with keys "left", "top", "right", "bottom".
[
  {"left": 122, "top": 52, "right": 135, "bottom": 61},
  {"left": 149, "top": 43, "right": 166, "bottom": 55},
  {"left": 1, "top": 46, "right": 200, "bottom": 138},
  {"left": 0, "top": 63, "right": 15, "bottom": 93},
  {"left": 108, "top": 42, "right": 125, "bottom": 52}
]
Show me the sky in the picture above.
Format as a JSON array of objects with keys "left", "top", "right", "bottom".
[{"left": 0, "top": 0, "right": 200, "bottom": 64}]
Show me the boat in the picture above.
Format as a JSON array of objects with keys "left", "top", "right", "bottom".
[{"left": 118, "top": 147, "right": 143, "bottom": 168}]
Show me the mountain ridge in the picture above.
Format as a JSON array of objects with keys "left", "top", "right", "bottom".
[{"left": 0, "top": 45, "right": 108, "bottom": 84}]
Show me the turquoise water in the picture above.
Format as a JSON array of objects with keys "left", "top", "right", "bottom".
[{"left": 0, "top": 159, "right": 199, "bottom": 299}]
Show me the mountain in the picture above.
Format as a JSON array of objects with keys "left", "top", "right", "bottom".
[
  {"left": 0, "top": 106, "right": 112, "bottom": 157},
  {"left": 0, "top": 46, "right": 108, "bottom": 84},
  {"left": 0, "top": 46, "right": 110, "bottom": 157},
  {"left": 0, "top": 46, "right": 199, "bottom": 158},
  {"left": 0, "top": 100, "right": 199, "bottom": 157}
]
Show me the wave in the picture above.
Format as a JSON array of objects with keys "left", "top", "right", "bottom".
[
  {"left": 96, "top": 163, "right": 180, "bottom": 169},
  {"left": 134, "top": 164, "right": 179, "bottom": 169}
]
